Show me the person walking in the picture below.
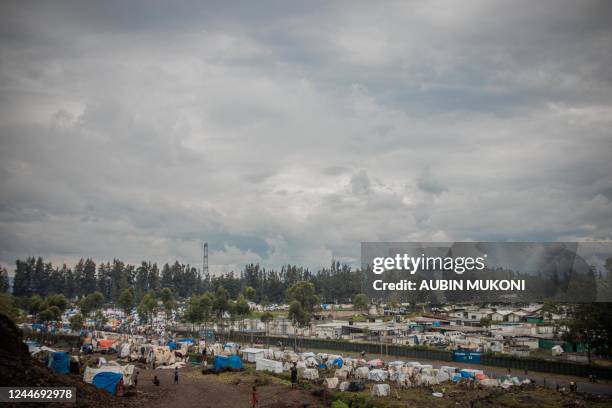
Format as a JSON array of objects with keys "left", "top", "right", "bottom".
[
  {"left": 174, "top": 367, "right": 179, "bottom": 384},
  {"left": 251, "top": 386, "right": 259, "bottom": 408},
  {"left": 153, "top": 375, "right": 160, "bottom": 386},
  {"left": 290, "top": 362, "right": 298, "bottom": 389}
]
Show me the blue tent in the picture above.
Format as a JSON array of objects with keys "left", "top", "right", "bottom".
[
  {"left": 213, "top": 355, "right": 243, "bottom": 372},
  {"left": 48, "top": 352, "right": 70, "bottom": 374},
  {"left": 177, "top": 338, "right": 194, "bottom": 344},
  {"left": 331, "top": 357, "right": 343, "bottom": 369},
  {"left": 92, "top": 372, "right": 123, "bottom": 395},
  {"left": 167, "top": 341, "right": 178, "bottom": 350}
]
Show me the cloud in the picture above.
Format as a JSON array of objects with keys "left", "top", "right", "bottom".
[{"left": 1, "top": 1, "right": 611, "bottom": 274}]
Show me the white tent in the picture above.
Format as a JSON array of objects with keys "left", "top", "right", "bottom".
[
  {"left": 256, "top": 358, "right": 283, "bottom": 374},
  {"left": 371, "top": 384, "right": 390, "bottom": 397},
  {"left": 242, "top": 348, "right": 266, "bottom": 363}
]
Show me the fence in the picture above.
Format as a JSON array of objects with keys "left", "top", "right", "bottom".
[{"left": 226, "top": 332, "right": 612, "bottom": 379}]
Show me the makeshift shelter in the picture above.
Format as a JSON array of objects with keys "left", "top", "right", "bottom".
[
  {"left": 325, "top": 377, "right": 339, "bottom": 389},
  {"left": 330, "top": 357, "right": 343, "bottom": 368},
  {"left": 97, "top": 339, "right": 116, "bottom": 352},
  {"left": 368, "top": 369, "right": 388, "bottom": 382},
  {"left": 371, "top": 384, "right": 390, "bottom": 397},
  {"left": 242, "top": 348, "right": 266, "bottom": 363},
  {"left": 48, "top": 352, "right": 70, "bottom": 374},
  {"left": 367, "top": 359, "right": 383, "bottom": 368},
  {"left": 213, "top": 355, "right": 244, "bottom": 372},
  {"left": 355, "top": 366, "right": 369, "bottom": 379},
  {"left": 83, "top": 363, "right": 135, "bottom": 386},
  {"left": 256, "top": 358, "right": 283, "bottom": 374},
  {"left": 92, "top": 372, "right": 123, "bottom": 395},
  {"left": 302, "top": 368, "right": 319, "bottom": 380},
  {"left": 167, "top": 341, "right": 178, "bottom": 350}
]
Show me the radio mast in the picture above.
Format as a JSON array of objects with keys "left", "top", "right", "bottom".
[{"left": 202, "top": 242, "right": 209, "bottom": 276}]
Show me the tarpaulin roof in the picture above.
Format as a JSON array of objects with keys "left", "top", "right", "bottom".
[
  {"left": 92, "top": 372, "right": 123, "bottom": 395},
  {"left": 213, "top": 355, "right": 243, "bottom": 372},
  {"left": 167, "top": 341, "right": 177, "bottom": 350},
  {"left": 97, "top": 339, "right": 116, "bottom": 349},
  {"left": 176, "top": 338, "right": 194, "bottom": 343},
  {"left": 48, "top": 352, "right": 70, "bottom": 374}
]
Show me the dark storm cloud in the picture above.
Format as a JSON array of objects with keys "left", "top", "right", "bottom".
[{"left": 0, "top": 0, "right": 611, "bottom": 273}]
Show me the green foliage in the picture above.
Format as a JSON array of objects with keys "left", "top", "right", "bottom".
[
  {"left": 260, "top": 311, "right": 274, "bottom": 324},
  {"left": 213, "top": 286, "right": 230, "bottom": 319},
  {"left": 0, "top": 293, "right": 20, "bottom": 321},
  {"left": 286, "top": 281, "right": 319, "bottom": 328},
  {"left": 46, "top": 294, "right": 68, "bottom": 313},
  {"left": 137, "top": 292, "right": 157, "bottom": 324},
  {"left": 28, "top": 295, "right": 47, "bottom": 315},
  {"left": 0, "top": 267, "right": 9, "bottom": 293},
  {"left": 331, "top": 400, "right": 349, "bottom": 408},
  {"left": 564, "top": 303, "right": 612, "bottom": 359},
  {"left": 117, "top": 288, "right": 135, "bottom": 316},
  {"left": 79, "top": 291, "right": 104, "bottom": 316},
  {"left": 69, "top": 313, "right": 84, "bottom": 332},
  {"left": 244, "top": 286, "right": 256, "bottom": 301},
  {"left": 353, "top": 293, "right": 369, "bottom": 312}
]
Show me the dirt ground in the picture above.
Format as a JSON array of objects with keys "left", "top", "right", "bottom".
[{"left": 131, "top": 365, "right": 328, "bottom": 408}]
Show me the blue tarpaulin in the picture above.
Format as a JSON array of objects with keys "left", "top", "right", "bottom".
[
  {"left": 167, "top": 341, "right": 177, "bottom": 350},
  {"left": 177, "top": 338, "right": 194, "bottom": 344},
  {"left": 92, "top": 372, "right": 123, "bottom": 395},
  {"left": 213, "top": 355, "right": 243, "bottom": 372},
  {"left": 331, "top": 357, "right": 343, "bottom": 368},
  {"left": 48, "top": 352, "right": 70, "bottom": 374}
]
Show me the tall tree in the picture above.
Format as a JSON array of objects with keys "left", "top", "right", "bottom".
[{"left": 0, "top": 267, "right": 9, "bottom": 293}]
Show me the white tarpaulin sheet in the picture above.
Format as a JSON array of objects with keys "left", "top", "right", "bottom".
[
  {"left": 242, "top": 348, "right": 266, "bottom": 363},
  {"left": 302, "top": 368, "right": 319, "bottom": 380},
  {"left": 256, "top": 358, "right": 283, "bottom": 374},
  {"left": 368, "top": 369, "right": 388, "bottom": 382},
  {"left": 325, "top": 377, "right": 339, "bottom": 389},
  {"left": 371, "top": 384, "right": 390, "bottom": 397},
  {"left": 355, "top": 367, "right": 369, "bottom": 379}
]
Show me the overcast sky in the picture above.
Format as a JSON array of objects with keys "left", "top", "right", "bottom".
[{"left": 1, "top": 1, "right": 611, "bottom": 274}]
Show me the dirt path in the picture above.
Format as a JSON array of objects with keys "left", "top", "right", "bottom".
[{"left": 131, "top": 365, "right": 327, "bottom": 408}]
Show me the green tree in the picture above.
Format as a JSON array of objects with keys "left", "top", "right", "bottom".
[
  {"left": 260, "top": 311, "right": 274, "bottom": 335},
  {"left": 117, "top": 288, "right": 135, "bottom": 319},
  {"left": 0, "top": 267, "right": 9, "bottom": 293},
  {"left": 234, "top": 294, "right": 250, "bottom": 331},
  {"left": 564, "top": 303, "right": 612, "bottom": 362},
  {"left": 79, "top": 291, "right": 104, "bottom": 317},
  {"left": 37, "top": 308, "right": 55, "bottom": 323},
  {"left": 69, "top": 313, "right": 84, "bottom": 332},
  {"left": 137, "top": 292, "right": 157, "bottom": 326},
  {"left": 353, "top": 293, "right": 369, "bottom": 313},
  {"left": 0, "top": 293, "right": 20, "bottom": 321},
  {"left": 160, "top": 287, "right": 176, "bottom": 328},
  {"left": 286, "top": 281, "right": 319, "bottom": 327},
  {"left": 244, "top": 286, "right": 256, "bottom": 301},
  {"left": 28, "top": 294, "right": 47, "bottom": 315},
  {"left": 46, "top": 294, "right": 68, "bottom": 313}
]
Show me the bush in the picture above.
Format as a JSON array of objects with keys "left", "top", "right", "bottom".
[{"left": 331, "top": 400, "right": 349, "bottom": 408}]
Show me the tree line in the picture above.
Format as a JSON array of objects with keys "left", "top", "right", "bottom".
[{"left": 8, "top": 257, "right": 365, "bottom": 304}]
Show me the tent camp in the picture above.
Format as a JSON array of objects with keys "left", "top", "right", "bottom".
[
  {"left": 213, "top": 355, "right": 244, "bottom": 373},
  {"left": 48, "top": 352, "right": 70, "bottom": 374},
  {"left": 92, "top": 372, "right": 123, "bottom": 395}
]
